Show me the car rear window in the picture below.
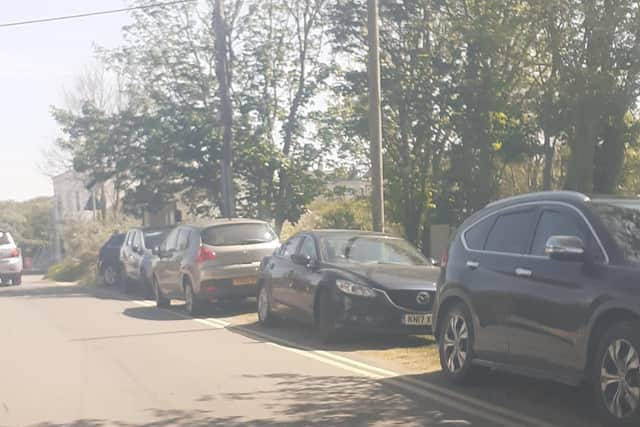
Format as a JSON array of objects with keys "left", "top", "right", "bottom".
[
  {"left": 144, "top": 230, "right": 168, "bottom": 248},
  {"left": 107, "top": 234, "right": 125, "bottom": 248},
  {"left": 463, "top": 216, "right": 495, "bottom": 250},
  {"left": 201, "top": 223, "right": 277, "bottom": 246},
  {"left": 0, "top": 231, "right": 12, "bottom": 245}
]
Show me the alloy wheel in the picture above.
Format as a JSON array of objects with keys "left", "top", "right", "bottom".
[
  {"left": 600, "top": 338, "right": 640, "bottom": 420},
  {"left": 443, "top": 314, "right": 469, "bottom": 374}
]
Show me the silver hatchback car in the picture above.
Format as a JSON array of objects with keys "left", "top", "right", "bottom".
[
  {"left": 151, "top": 219, "right": 280, "bottom": 314},
  {"left": 0, "top": 230, "right": 22, "bottom": 286}
]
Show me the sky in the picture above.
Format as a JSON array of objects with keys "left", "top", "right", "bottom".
[{"left": 0, "top": 0, "right": 131, "bottom": 201}]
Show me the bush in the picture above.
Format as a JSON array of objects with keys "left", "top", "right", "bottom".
[{"left": 47, "top": 216, "right": 135, "bottom": 285}]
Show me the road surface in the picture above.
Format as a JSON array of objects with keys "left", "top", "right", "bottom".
[{"left": 0, "top": 276, "right": 598, "bottom": 427}]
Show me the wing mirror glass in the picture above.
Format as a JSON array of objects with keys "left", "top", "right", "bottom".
[
  {"left": 291, "top": 254, "right": 317, "bottom": 269},
  {"left": 545, "top": 235, "right": 585, "bottom": 262}
]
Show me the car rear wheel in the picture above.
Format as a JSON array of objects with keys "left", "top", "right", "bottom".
[
  {"left": 439, "top": 303, "right": 476, "bottom": 384},
  {"left": 592, "top": 321, "right": 640, "bottom": 426},
  {"left": 184, "top": 282, "right": 203, "bottom": 316},
  {"left": 258, "top": 285, "right": 276, "bottom": 326},
  {"left": 316, "top": 290, "right": 337, "bottom": 344},
  {"left": 103, "top": 265, "right": 118, "bottom": 287},
  {"left": 12, "top": 274, "right": 21, "bottom": 286},
  {"left": 154, "top": 277, "right": 170, "bottom": 308}
]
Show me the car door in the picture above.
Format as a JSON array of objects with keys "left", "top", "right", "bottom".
[
  {"left": 289, "top": 234, "right": 322, "bottom": 319},
  {"left": 269, "top": 235, "right": 303, "bottom": 313},
  {"left": 131, "top": 231, "right": 145, "bottom": 281},
  {"left": 463, "top": 205, "right": 539, "bottom": 362},
  {"left": 122, "top": 231, "right": 135, "bottom": 279},
  {"left": 166, "top": 227, "right": 191, "bottom": 298},
  {"left": 506, "top": 204, "right": 607, "bottom": 378},
  {"left": 156, "top": 228, "right": 179, "bottom": 293}
]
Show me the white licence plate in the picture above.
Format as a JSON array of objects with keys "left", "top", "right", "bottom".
[{"left": 402, "top": 313, "right": 432, "bottom": 326}]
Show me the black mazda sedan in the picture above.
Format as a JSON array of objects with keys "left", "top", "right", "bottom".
[
  {"left": 257, "top": 230, "right": 440, "bottom": 342},
  {"left": 434, "top": 191, "right": 640, "bottom": 426}
]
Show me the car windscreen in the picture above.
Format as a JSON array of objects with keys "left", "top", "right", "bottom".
[
  {"left": 144, "top": 230, "right": 168, "bottom": 248},
  {"left": 0, "top": 231, "right": 12, "bottom": 245},
  {"left": 320, "top": 234, "right": 428, "bottom": 266},
  {"left": 590, "top": 202, "right": 640, "bottom": 263},
  {"left": 201, "top": 223, "right": 277, "bottom": 246}
]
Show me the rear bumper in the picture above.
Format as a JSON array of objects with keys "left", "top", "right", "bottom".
[
  {"left": 195, "top": 262, "right": 261, "bottom": 300},
  {"left": 0, "top": 258, "right": 22, "bottom": 275}
]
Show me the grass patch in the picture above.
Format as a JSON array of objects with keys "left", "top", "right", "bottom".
[{"left": 46, "top": 255, "right": 98, "bottom": 286}]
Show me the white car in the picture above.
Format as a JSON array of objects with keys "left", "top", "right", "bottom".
[{"left": 0, "top": 231, "right": 22, "bottom": 285}]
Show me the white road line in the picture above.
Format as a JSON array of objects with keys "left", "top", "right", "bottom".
[{"left": 123, "top": 298, "right": 556, "bottom": 427}]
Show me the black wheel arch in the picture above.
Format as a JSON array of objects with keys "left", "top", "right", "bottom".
[{"left": 434, "top": 288, "right": 476, "bottom": 339}]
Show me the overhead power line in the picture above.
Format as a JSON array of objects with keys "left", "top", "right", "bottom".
[{"left": 0, "top": 0, "right": 196, "bottom": 29}]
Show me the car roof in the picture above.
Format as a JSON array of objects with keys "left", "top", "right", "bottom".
[
  {"left": 307, "top": 229, "right": 398, "bottom": 238},
  {"left": 193, "top": 218, "right": 271, "bottom": 230},
  {"left": 485, "top": 191, "right": 590, "bottom": 210}
]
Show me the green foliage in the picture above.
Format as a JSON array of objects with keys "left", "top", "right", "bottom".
[{"left": 0, "top": 197, "right": 52, "bottom": 256}]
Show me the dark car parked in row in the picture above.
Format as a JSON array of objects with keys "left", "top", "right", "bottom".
[
  {"left": 257, "top": 230, "right": 440, "bottom": 342},
  {"left": 152, "top": 219, "right": 280, "bottom": 315},
  {"left": 434, "top": 191, "right": 640, "bottom": 426},
  {"left": 120, "top": 226, "right": 170, "bottom": 295},
  {"left": 98, "top": 232, "right": 126, "bottom": 286}
]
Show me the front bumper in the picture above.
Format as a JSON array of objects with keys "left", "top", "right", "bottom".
[
  {"left": 330, "top": 287, "right": 434, "bottom": 335},
  {"left": 195, "top": 262, "right": 261, "bottom": 300},
  {"left": 0, "top": 258, "right": 22, "bottom": 275}
]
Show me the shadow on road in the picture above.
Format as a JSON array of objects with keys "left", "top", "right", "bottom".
[
  {"left": 29, "top": 372, "right": 481, "bottom": 427},
  {"left": 122, "top": 306, "right": 189, "bottom": 321},
  {"left": 0, "top": 284, "right": 91, "bottom": 299}
]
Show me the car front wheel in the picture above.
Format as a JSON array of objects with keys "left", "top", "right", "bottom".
[
  {"left": 438, "top": 303, "right": 476, "bottom": 384},
  {"left": 316, "top": 290, "right": 337, "bottom": 344},
  {"left": 103, "top": 265, "right": 118, "bottom": 287},
  {"left": 593, "top": 321, "right": 640, "bottom": 426}
]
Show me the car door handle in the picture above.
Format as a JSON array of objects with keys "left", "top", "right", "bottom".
[
  {"left": 466, "top": 260, "right": 480, "bottom": 269},
  {"left": 515, "top": 268, "right": 532, "bottom": 277}
]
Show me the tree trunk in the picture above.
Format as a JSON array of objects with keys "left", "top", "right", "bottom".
[
  {"left": 565, "top": 109, "right": 597, "bottom": 194},
  {"left": 542, "top": 132, "right": 554, "bottom": 191}
]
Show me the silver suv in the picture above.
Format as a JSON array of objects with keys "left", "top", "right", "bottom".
[
  {"left": 0, "top": 231, "right": 22, "bottom": 286},
  {"left": 151, "top": 219, "right": 280, "bottom": 314}
]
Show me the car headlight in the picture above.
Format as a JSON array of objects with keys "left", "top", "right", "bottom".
[{"left": 335, "top": 279, "right": 376, "bottom": 298}]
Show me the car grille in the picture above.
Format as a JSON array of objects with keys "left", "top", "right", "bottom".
[{"left": 385, "top": 290, "right": 435, "bottom": 312}]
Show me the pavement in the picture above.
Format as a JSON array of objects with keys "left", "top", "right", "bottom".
[{"left": 0, "top": 276, "right": 601, "bottom": 427}]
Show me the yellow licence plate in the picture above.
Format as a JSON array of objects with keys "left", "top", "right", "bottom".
[{"left": 232, "top": 276, "right": 257, "bottom": 286}]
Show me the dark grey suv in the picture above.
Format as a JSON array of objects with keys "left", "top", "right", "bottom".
[{"left": 434, "top": 191, "right": 640, "bottom": 426}]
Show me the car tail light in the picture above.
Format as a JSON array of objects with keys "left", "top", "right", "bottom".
[
  {"left": 440, "top": 248, "right": 448, "bottom": 267},
  {"left": 197, "top": 245, "right": 216, "bottom": 263},
  {"left": 9, "top": 248, "right": 19, "bottom": 258}
]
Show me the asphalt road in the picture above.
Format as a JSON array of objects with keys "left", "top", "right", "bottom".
[{"left": 0, "top": 276, "right": 600, "bottom": 427}]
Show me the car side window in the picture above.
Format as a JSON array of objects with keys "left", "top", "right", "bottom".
[
  {"left": 299, "top": 236, "right": 318, "bottom": 260},
  {"left": 134, "top": 232, "right": 143, "bottom": 249},
  {"left": 484, "top": 208, "right": 538, "bottom": 254},
  {"left": 164, "top": 229, "right": 180, "bottom": 251},
  {"left": 177, "top": 229, "right": 190, "bottom": 251},
  {"left": 530, "top": 208, "right": 604, "bottom": 262},
  {"left": 281, "top": 236, "right": 302, "bottom": 257},
  {"left": 126, "top": 231, "right": 134, "bottom": 247},
  {"left": 464, "top": 216, "right": 496, "bottom": 250}
]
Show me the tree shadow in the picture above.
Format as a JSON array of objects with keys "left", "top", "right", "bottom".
[
  {"left": 0, "top": 284, "right": 91, "bottom": 299},
  {"left": 122, "top": 306, "right": 190, "bottom": 321}
]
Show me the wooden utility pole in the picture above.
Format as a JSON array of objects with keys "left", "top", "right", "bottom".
[
  {"left": 214, "top": 0, "right": 235, "bottom": 218},
  {"left": 367, "top": 0, "right": 384, "bottom": 232}
]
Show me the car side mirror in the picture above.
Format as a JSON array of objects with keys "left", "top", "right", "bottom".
[
  {"left": 133, "top": 245, "right": 141, "bottom": 254},
  {"left": 291, "top": 254, "right": 314, "bottom": 268},
  {"left": 545, "top": 235, "right": 585, "bottom": 262}
]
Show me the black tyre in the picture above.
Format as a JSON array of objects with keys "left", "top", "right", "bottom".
[
  {"left": 438, "top": 303, "right": 477, "bottom": 384},
  {"left": 592, "top": 321, "right": 640, "bottom": 426},
  {"left": 12, "top": 274, "right": 22, "bottom": 286},
  {"left": 103, "top": 265, "right": 119, "bottom": 287},
  {"left": 316, "top": 290, "right": 338, "bottom": 344},
  {"left": 184, "top": 282, "right": 204, "bottom": 316},
  {"left": 154, "top": 276, "right": 170, "bottom": 308},
  {"left": 257, "top": 284, "right": 276, "bottom": 326}
]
